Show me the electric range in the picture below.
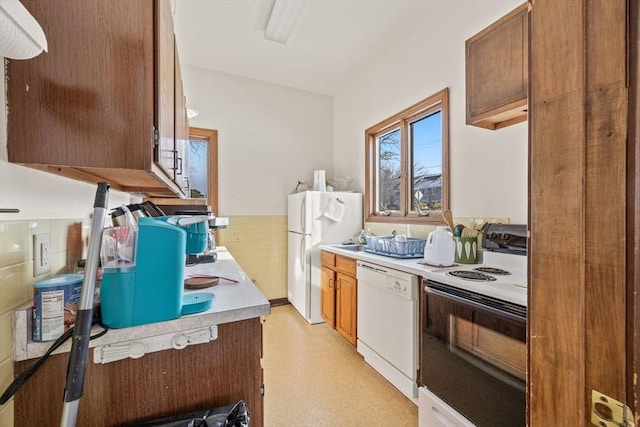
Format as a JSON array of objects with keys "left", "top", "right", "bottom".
[{"left": 419, "top": 223, "right": 528, "bottom": 427}]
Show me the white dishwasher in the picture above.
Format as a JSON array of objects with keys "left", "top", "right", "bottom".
[{"left": 356, "top": 261, "right": 418, "bottom": 402}]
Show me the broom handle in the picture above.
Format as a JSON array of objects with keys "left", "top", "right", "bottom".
[{"left": 60, "top": 182, "right": 109, "bottom": 427}]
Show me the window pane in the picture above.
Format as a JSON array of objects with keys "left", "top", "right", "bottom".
[
  {"left": 411, "top": 110, "right": 442, "bottom": 212},
  {"left": 188, "top": 140, "right": 208, "bottom": 198},
  {"left": 377, "top": 128, "right": 401, "bottom": 212}
]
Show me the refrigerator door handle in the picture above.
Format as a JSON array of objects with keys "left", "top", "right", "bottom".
[
  {"left": 300, "top": 197, "right": 307, "bottom": 235},
  {"left": 299, "top": 237, "right": 306, "bottom": 272}
]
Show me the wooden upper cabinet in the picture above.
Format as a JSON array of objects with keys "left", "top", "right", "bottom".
[
  {"left": 6, "top": 0, "right": 187, "bottom": 197},
  {"left": 466, "top": 2, "right": 530, "bottom": 130},
  {"left": 174, "top": 44, "right": 190, "bottom": 195},
  {"left": 156, "top": 0, "right": 177, "bottom": 183}
]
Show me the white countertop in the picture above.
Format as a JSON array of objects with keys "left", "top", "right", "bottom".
[
  {"left": 320, "top": 244, "right": 443, "bottom": 276},
  {"left": 13, "top": 247, "right": 270, "bottom": 362},
  {"left": 322, "top": 244, "right": 528, "bottom": 307}
]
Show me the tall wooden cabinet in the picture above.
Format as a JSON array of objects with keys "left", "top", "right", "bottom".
[
  {"left": 466, "top": 2, "right": 530, "bottom": 130},
  {"left": 320, "top": 251, "right": 358, "bottom": 345},
  {"left": 6, "top": 0, "right": 189, "bottom": 197}
]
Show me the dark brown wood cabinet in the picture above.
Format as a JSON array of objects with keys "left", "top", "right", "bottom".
[
  {"left": 466, "top": 2, "right": 529, "bottom": 130},
  {"left": 6, "top": 0, "right": 188, "bottom": 197},
  {"left": 320, "top": 251, "right": 358, "bottom": 345},
  {"left": 13, "top": 318, "right": 264, "bottom": 426}
]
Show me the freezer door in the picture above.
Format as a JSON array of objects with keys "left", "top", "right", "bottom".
[
  {"left": 288, "top": 231, "right": 311, "bottom": 319},
  {"left": 287, "top": 192, "right": 311, "bottom": 234}
]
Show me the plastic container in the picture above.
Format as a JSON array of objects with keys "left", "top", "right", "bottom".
[
  {"left": 423, "top": 226, "right": 455, "bottom": 266},
  {"left": 365, "top": 236, "right": 426, "bottom": 258},
  {"left": 32, "top": 274, "right": 83, "bottom": 342},
  {"left": 155, "top": 215, "right": 208, "bottom": 255},
  {"left": 100, "top": 217, "right": 186, "bottom": 328}
]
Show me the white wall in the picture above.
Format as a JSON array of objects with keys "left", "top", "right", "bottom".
[
  {"left": 183, "top": 66, "right": 333, "bottom": 216},
  {"left": 334, "top": 0, "right": 528, "bottom": 224},
  {"left": 0, "top": 63, "right": 132, "bottom": 220}
]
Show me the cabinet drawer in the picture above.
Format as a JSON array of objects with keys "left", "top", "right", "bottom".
[
  {"left": 321, "top": 251, "right": 336, "bottom": 267},
  {"left": 336, "top": 255, "right": 356, "bottom": 277}
]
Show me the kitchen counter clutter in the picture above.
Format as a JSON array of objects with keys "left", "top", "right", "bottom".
[
  {"left": 11, "top": 247, "right": 270, "bottom": 427},
  {"left": 13, "top": 247, "right": 270, "bottom": 362},
  {"left": 320, "top": 244, "right": 444, "bottom": 276}
]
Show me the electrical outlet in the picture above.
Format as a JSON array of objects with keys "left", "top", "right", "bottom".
[{"left": 33, "top": 233, "right": 51, "bottom": 276}]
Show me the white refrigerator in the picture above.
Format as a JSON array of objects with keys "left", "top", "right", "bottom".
[{"left": 287, "top": 191, "right": 363, "bottom": 324}]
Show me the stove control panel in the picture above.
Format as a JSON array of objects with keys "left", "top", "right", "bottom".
[{"left": 482, "top": 224, "right": 527, "bottom": 254}]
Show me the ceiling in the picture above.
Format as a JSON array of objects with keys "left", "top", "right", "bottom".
[{"left": 172, "top": 0, "right": 436, "bottom": 96}]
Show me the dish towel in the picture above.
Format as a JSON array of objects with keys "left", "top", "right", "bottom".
[{"left": 324, "top": 198, "right": 345, "bottom": 222}]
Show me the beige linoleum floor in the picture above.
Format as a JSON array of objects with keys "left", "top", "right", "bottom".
[{"left": 262, "top": 304, "right": 418, "bottom": 426}]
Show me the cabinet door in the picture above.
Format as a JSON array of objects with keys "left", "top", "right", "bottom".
[
  {"left": 466, "top": 2, "right": 529, "bottom": 130},
  {"left": 336, "top": 273, "right": 357, "bottom": 345},
  {"left": 174, "top": 44, "right": 190, "bottom": 195},
  {"left": 336, "top": 255, "right": 356, "bottom": 277},
  {"left": 7, "top": 0, "right": 186, "bottom": 196},
  {"left": 156, "top": 0, "right": 177, "bottom": 179},
  {"left": 7, "top": 0, "right": 154, "bottom": 169},
  {"left": 321, "top": 266, "right": 336, "bottom": 328}
]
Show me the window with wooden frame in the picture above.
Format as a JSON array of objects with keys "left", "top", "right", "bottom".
[{"left": 365, "top": 88, "right": 449, "bottom": 224}]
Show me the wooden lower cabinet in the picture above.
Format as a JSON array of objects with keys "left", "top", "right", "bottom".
[
  {"left": 13, "top": 318, "right": 263, "bottom": 427},
  {"left": 320, "top": 250, "right": 357, "bottom": 345},
  {"left": 336, "top": 273, "right": 357, "bottom": 345},
  {"left": 321, "top": 265, "right": 337, "bottom": 328}
]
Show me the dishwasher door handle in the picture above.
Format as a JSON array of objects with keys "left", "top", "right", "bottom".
[{"left": 358, "top": 262, "right": 388, "bottom": 274}]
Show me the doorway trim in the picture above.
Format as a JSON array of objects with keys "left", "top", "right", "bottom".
[{"left": 188, "top": 127, "right": 219, "bottom": 216}]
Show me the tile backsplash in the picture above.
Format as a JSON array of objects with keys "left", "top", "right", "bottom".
[
  {"left": 218, "top": 216, "right": 287, "bottom": 301},
  {"left": 0, "top": 218, "right": 91, "bottom": 423}
]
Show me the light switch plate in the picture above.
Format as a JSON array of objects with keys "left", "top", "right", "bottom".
[{"left": 33, "top": 233, "right": 51, "bottom": 276}]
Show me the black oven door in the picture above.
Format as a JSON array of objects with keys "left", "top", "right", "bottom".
[{"left": 421, "top": 280, "right": 527, "bottom": 427}]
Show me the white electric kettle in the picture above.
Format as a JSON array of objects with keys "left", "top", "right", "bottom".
[{"left": 423, "top": 226, "right": 455, "bottom": 266}]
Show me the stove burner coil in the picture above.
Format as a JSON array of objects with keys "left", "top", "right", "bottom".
[
  {"left": 474, "top": 267, "right": 511, "bottom": 275},
  {"left": 446, "top": 271, "right": 497, "bottom": 281}
]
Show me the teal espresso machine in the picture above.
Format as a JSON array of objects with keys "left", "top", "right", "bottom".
[{"left": 100, "top": 215, "right": 210, "bottom": 328}]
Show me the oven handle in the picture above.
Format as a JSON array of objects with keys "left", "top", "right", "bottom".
[{"left": 424, "top": 285, "right": 526, "bottom": 324}]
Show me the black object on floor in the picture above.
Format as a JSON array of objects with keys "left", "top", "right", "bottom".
[{"left": 133, "top": 400, "right": 250, "bottom": 427}]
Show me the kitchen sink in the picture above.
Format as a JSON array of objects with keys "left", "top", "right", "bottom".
[{"left": 332, "top": 244, "right": 366, "bottom": 252}]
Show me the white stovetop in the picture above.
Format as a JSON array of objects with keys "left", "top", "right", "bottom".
[{"left": 424, "top": 251, "right": 527, "bottom": 307}]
